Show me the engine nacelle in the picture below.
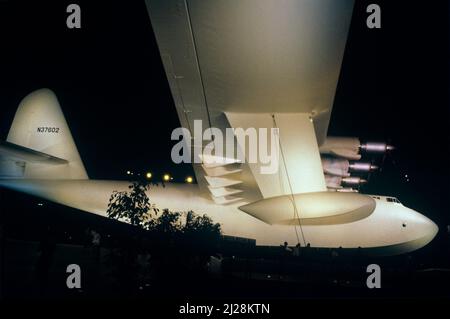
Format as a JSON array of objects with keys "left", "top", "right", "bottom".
[
  {"left": 319, "top": 137, "right": 361, "bottom": 160},
  {"left": 325, "top": 174, "right": 344, "bottom": 189},
  {"left": 325, "top": 174, "right": 367, "bottom": 189},
  {"left": 349, "top": 162, "right": 378, "bottom": 172},
  {"left": 360, "top": 142, "right": 395, "bottom": 152},
  {"left": 342, "top": 176, "right": 367, "bottom": 185},
  {"left": 322, "top": 158, "right": 350, "bottom": 177},
  {"left": 322, "top": 158, "right": 378, "bottom": 177},
  {"left": 320, "top": 137, "right": 394, "bottom": 160}
]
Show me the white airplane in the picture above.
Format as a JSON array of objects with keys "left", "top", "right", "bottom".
[{"left": 0, "top": 0, "right": 438, "bottom": 255}]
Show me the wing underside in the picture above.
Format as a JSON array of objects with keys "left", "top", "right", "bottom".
[{"left": 146, "top": 0, "right": 354, "bottom": 204}]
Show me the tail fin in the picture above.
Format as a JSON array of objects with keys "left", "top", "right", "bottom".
[{"left": 4, "top": 89, "right": 88, "bottom": 179}]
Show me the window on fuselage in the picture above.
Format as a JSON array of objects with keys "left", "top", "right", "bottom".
[{"left": 387, "top": 197, "right": 401, "bottom": 204}]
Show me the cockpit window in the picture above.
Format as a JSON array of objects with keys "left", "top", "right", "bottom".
[
  {"left": 370, "top": 196, "right": 401, "bottom": 204},
  {"left": 387, "top": 197, "right": 401, "bottom": 204}
]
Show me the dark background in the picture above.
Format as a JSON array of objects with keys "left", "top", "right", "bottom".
[{"left": 0, "top": 1, "right": 448, "bottom": 240}]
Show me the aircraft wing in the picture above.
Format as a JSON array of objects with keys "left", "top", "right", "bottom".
[{"left": 146, "top": 0, "right": 354, "bottom": 205}]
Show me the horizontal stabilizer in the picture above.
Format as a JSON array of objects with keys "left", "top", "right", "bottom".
[{"left": 0, "top": 141, "right": 68, "bottom": 165}]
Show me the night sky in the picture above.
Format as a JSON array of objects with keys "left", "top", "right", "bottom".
[{"left": 0, "top": 1, "right": 448, "bottom": 232}]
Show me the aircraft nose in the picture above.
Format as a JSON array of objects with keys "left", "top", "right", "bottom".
[
  {"left": 402, "top": 207, "right": 439, "bottom": 251},
  {"left": 418, "top": 213, "right": 439, "bottom": 245},
  {"left": 427, "top": 219, "right": 439, "bottom": 239}
]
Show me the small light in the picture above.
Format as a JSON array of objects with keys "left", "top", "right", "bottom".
[
  {"left": 186, "top": 176, "right": 193, "bottom": 183},
  {"left": 126, "top": 170, "right": 131, "bottom": 175},
  {"left": 146, "top": 172, "right": 152, "bottom": 179},
  {"left": 163, "top": 174, "right": 170, "bottom": 182},
  {"left": 405, "top": 174, "right": 408, "bottom": 178},
  {"left": 37, "top": 203, "right": 43, "bottom": 206}
]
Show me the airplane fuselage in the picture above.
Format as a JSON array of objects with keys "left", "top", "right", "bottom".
[{"left": 0, "top": 179, "right": 438, "bottom": 255}]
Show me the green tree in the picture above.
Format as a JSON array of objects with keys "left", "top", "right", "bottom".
[
  {"left": 107, "top": 181, "right": 158, "bottom": 228},
  {"left": 107, "top": 181, "right": 222, "bottom": 247},
  {"left": 107, "top": 183, "right": 223, "bottom": 279},
  {"left": 146, "top": 209, "right": 182, "bottom": 234},
  {"left": 184, "top": 211, "right": 221, "bottom": 239}
]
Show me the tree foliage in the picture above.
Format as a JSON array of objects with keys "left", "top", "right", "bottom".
[
  {"left": 146, "top": 209, "right": 182, "bottom": 234},
  {"left": 184, "top": 211, "right": 221, "bottom": 241},
  {"left": 107, "top": 181, "right": 222, "bottom": 245},
  {"left": 107, "top": 181, "right": 159, "bottom": 228}
]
